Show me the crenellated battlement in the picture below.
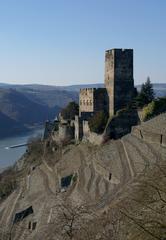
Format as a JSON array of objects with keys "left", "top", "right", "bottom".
[
  {"left": 79, "top": 87, "right": 108, "bottom": 117},
  {"left": 80, "top": 88, "right": 96, "bottom": 95}
]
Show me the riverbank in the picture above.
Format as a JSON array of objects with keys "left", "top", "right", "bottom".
[{"left": 0, "top": 127, "right": 44, "bottom": 169}]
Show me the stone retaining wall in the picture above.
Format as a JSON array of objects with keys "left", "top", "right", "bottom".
[{"left": 132, "top": 126, "right": 166, "bottom": 147}]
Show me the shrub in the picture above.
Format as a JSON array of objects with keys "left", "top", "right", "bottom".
[
  {"left": 61, "top": 102, "right": 79, "bottom": 120},
  {"left": 0, "top": 167, "right": 17, "bottom": 200},
  {"left": 89, "top": 111, "right": 108, "bottom": 134},
  {"left": 72, "top": 173, "right": 78, "bottom": 183},
  {"left": 136, "top": 77, "right": 155, "bottom": 108},
  {"left": 27, "top": 137, "right": 43, "bottom": 155},
  {"left": 142, "top": 97, "right": 166, "bottom": 121}
]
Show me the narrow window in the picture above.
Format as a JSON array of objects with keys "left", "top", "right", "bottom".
[
  {"left": 32, "top": 222, "right": 37, "bottom": 230},
  {"left": 109, "top": 173, "right": 112, "bottom": 181},
  {"left": 28, "top": 221, "right": 31, "bottom": 230}
]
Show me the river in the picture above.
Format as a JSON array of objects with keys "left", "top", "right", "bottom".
[{"left": 0, "top": 128, "right": 44, "bottom": 170}]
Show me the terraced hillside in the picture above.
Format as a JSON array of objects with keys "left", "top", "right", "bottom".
[{"left": 0, "top": 114, "right": 166, "bottom": 239}]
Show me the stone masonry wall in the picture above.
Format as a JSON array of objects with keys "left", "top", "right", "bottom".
[
  {"left": 94, "top": 88, "right": 109, "bottom": 113},
  {"left": 105, "top": 109, "right": 139, "bottom": 139},
  {"left": 105, "top": 49, "right": 115, "bottom": 116},
  {"left": 132, "top": 126, "right": 166, "bottom": 147},
  {"left": 79, "top": 88, "right": 108, "bottom": 117},
  {"left": 79, "top": 88, "right": 94, "bottom": 116},
  {"left": 74, "top": 116, "right": 83, "bottom": 141},
  {"left": 105, "top": 49, "right": 135, "bottom": 116},
  {"left": 58, "top": 124, "right": 74, "bottom": 141}
]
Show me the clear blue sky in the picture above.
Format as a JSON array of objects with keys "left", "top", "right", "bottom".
[{"left": 0, "top": 0, "right": 166, "bottom": 86}]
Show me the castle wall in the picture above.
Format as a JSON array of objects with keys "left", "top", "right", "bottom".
[
  {"left": 94, "top": 88, "right": 109, "bottom": 113},
  {"left": 79, "top": 88, "right": 108, "bottom": 118},
  {"left": 79, "top": 88, "right": 94, "bottom": 116},
  {"left": 43, "top": 120, "right": 57, "bottom": 139},
  {"left": 58, "top": 124, "right": 74, "bottom": 141},
  {"left": 87, "top": 132, "right": 104, "bottom": 145},
  {"left": 163, "top": 135, "right": 166, "bottom": 147},
  {"left": 105, "top": 109, "right": 139, "bottom": 139},
  {"left": 83, "top": 120, "right": 90, "bottom": 138},
  {"left": 141, "top": 130, "right": 162, "bottom": 144},
  {"left": 132, "top": 126, "right": 166, "bottom": 146},
  {"left": 74, "top": 116, "right": 83, "bottom": 141},
  {"left": 105, "top": 49, "right": 115, "bottom": 116},
  {"left": 82, "top": 120, "right": 108, "bottom": 145},
  {"left": 131, "top": 126, "right": 143, "bottom": 139},
  {"left": 105, "top": 49, "right": 135, "bottom": 116}
]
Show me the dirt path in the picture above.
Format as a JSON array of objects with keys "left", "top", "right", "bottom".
[
  {"left": 42, "top": 143, "right": 53, "bottom": 173},
  {"left": 116, "top": 140, "right": 132, "bottom": 182},
  {"left": 121, "top": 140, "right": 135, "bottom": 178},
  {"left": 124, "top": 137, "right": 151, "bottom": 172},
  {"left": 77, "top": 148, "right": 86, "bottom": 193},
  {"left": 95, "top": 175, "right": 102, "bottom": 199},
  {"left": 87, "top": 163, "right": 95, "bottom": 193}
]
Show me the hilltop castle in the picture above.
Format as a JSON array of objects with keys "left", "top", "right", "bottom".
[
  {"left": 44, "top": 48, "right": 137, "bottom": 143},
  {"left": 79, "top": 48, "right": 135, "bottom": 118},
  {"left": 74, "top": 48, "right": 136, "bottom": 140}
]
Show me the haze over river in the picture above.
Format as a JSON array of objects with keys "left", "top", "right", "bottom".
[{"left": 0, "top": 128, "right": 44, "bottom": 170}]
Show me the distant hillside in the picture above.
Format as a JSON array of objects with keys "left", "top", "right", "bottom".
[
  {"left": 0, "top": 83, "right": 10, "bottom": 87},
  {"left": 6, "top": 82, "right": 166, "bottom": 97},
  {"left": 16, "top": 87, "right": 78, "bottom": 108},
  {"left": 0, "top": 111, "right": 27, "bottom": 138},
  {"left": 1, "top": 82, "right": 165, "bottom": 97},
  {"left": 66, "top": 83, "right": 166, "bottom": 97},
  {"left": 0, "top": 89, "right": 61, "bottom": 138}
]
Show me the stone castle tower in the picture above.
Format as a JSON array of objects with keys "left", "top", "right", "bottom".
[
  {"left": 44, "top": 48, "right": 137, "bottom": 142},
  {"left": 105, "top": 48, "right": 135, "bottom": 116}
]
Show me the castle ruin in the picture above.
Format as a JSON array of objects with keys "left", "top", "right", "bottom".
[
  {"left": 44, "top": 48, "right": 137, "bottom": 143},
  {"left": 79, "top": 48, "right": 135, "bottom": 118},
  {"left": 74, "top": 48, "right": 136, "bottom": 140}
]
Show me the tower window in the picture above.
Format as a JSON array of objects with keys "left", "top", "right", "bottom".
[
  {"left": 32, "top": 222, "right": 37, "bottom": 230},
  {"left": 28, "top": 221, "right": 31, "bottom": 230},
  {"left": 109, "top": 173, "right": 112, "bottom": 180}
]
